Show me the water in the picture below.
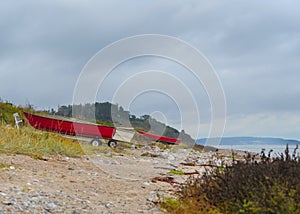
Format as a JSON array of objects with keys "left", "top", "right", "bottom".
[
  {"left": 218, "top": 144, "right": 297, "bottom": 154},
  {"left": 197, "top": 137, "right": 300, "bottom": 155}
]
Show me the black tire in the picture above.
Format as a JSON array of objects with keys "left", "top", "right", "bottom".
[
  {"left": 89, "top": 138, "right": 103, "bottom": 146},
  {"left": 108, "top": 140, "right": 117, "bottom": 148}
]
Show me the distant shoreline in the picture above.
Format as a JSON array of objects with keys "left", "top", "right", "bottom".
[{"left": 197, "top": 136, "right": 300, "bottom": 154}]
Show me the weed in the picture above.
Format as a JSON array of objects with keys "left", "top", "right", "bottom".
[
  {"left": 141, "top": 152, "right": 159, "bottom": 157},
  {"left": 169, "top": 169, "right": 185, "bottom": 175},
  {"left": 162, "top": 145, "right": 300, "bottom": 213}
]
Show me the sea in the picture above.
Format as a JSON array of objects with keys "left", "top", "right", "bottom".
[{"left": 196, "top": 137, "right": 300, "bottom": 155}]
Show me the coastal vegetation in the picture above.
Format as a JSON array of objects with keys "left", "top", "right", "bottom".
[{"left": 161, "top": 146, "right": 300, "bottom": 213}]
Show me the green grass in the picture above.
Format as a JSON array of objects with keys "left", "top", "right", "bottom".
[{"left": 169, "top": 169, "right": 185, "bottom": 175}]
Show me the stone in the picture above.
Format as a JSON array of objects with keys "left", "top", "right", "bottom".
[
  {"left": 47, "top": 202, "right": 57, "bottom": 209},
  {"left": 90, "top": 172, "right": 98, "bottom": 176},
  {"left": 2, "top": 200, "right": 12, "bottom": 205},
  {"left": 78, "top": 170, "right": 85, "bottom": 174},
  {"left": 131, "top": 145, "right": 137, "bottom": 149},
  {"left": 159, "top": 151, "right": 169, "bottom": 159},
  {"left": 144, "top": 146, "right": 151, "bottom": 151},
  {"left": 153, "top": 146, "right": 160, "bottom": 153},
  {"left": 167, "top": 154, "right": 175, "bottom": 161},
  {"left": 141, "top": 182, "right": 151, "bottom": 188},
  {"left": 149, "top": 190, "right": 164, "bottom": 195}
]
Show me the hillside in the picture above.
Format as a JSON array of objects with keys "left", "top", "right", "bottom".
[{"left": 51, "top": 102, "right": 194, "bottom": 144}]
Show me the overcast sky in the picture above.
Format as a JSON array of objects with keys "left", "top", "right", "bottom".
[{"left": 1, "top": 1, "right": 300, "bottom": 140}]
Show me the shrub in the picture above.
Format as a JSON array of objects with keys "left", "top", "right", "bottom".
[{"left": 162, "top": 145, "right": 300, "bottom": 213}]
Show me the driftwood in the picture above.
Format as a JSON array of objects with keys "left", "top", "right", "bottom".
[
  {"left": 183, "top": 170, "right": 200, "bottom": 175},
  {"left": 180, "top": 162, "right": 218, "bottom": 167},
  {"left": 151, "top": 176, "right": 179, "bottom": 184}
]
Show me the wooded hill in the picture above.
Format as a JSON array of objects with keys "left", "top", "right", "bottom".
[{"left": 52, "top": 102, "right": 194, "bottom": 143}]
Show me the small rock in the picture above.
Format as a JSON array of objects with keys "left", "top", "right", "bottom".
[
  {"left": 147, "top": 197, "right": 159, "bottom": 203},
  {"left": 78, "top": 170, "right": 85, "bottom": 174},
  {"left": 47, "top": 202, "right": 57, "bottom": 209},
  {"left": 111, "top": 160, "right": 119, "bottom": 165},
  {"left": 197, "top": 159, "right": 206, "bottom": 164},
  {"left": 168, "top": 154, "right": 175, "bottom": 161},
  {"left": 98, "top": 159, "right": 110, "bottom": 164},
  {"left": 98, "top": 201, "right": 106, "bottom": 207},
  {"left": 60, "top": 157, "right": 69, "bottom": 161},
  {"left": 147, "top": 197, "right": 154, "bottom": 202},
  {"left": 105, "top": 152, "right": 113, "bottom": 157},
  {"left": 105, "top": 202, "right": 114, "bottom": 208},
  {"left": 143, "top": 146, "right": 151, "bottom": 151},
  {"left": 2, "top": 200, "right": 12, "bottom": 205},
  {"left": 153, "top": 146, "right": 160, "bottom": 153},
  {"left": 149, "top": 190, "right": 164, "bottom": 195},
  {"left": 9, "top": 166, "right": 15, "bottom": 170},
  {"left": 131, "top": 145, "right": 137, "bottom": 149},
  {"left": 169, "top": 163, "right": 178, "bottom": 168},
  {"left": 114, "top": 175, "right": 121, "bottom": 179},
  {"left": 90, "top": 172, "right": 98, "bottom": 176},
  {"left": 186, "top": 157, "right": 194, "bottom": 162},
  {"left": 153, "top": 160, "right": 159, "bottom": 164},
  {"left": 149, "top": 207, "right": 161, "bottom": 213},
  {"left": 141, "top": 182, "right": 151, "bottom": 188},
  {"left": 160, "top": 151, "right": 169, "bottom": 159}
]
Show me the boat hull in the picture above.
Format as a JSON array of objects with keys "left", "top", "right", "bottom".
[
  {"left": 24, "top": 112, "right": 115, "bottom": 139},
  {"left": 138, "top": 130, "right": 180, "bottom": 144}
]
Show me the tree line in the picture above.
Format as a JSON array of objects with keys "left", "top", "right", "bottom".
[{"left": 51, "top": 102, "right": 193, "bottom": 141}]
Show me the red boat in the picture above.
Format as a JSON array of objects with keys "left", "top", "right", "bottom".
[
  {"left": 24, "top": 112, "right": 180, "bottom": 146},
  {"left": 137, "top": 130, "right": 180, "bottom": 144}
]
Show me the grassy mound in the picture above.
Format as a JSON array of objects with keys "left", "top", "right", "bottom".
[{"left": 161, "top": 146, "right": 300, "bottom": 213}]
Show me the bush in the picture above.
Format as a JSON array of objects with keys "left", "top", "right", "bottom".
[{"left": 161, "top": 145, "right": 300, "bottom": 213}]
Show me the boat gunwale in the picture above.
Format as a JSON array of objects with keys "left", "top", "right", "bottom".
[{"left": 23, "top": 112, "right": 115, "bottom": 129}]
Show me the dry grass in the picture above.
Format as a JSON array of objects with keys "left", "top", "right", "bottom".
[{"left": 0, "top": 125, "right": 85, "bottom": 159}]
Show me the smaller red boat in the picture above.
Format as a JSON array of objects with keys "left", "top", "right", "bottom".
[
  {"left": 24, "top": 112, "right": 180, "bottom": 146},
  {"left": 137, "top": 130, "right": 180, "bottom": 144}
]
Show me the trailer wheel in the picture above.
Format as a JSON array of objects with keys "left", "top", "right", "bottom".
[
  {"left": 108, "top": 140, "right": 117, "bottom": 148},
  {"left": 89, "top": 138, "right": 103, "bottom": 146}
]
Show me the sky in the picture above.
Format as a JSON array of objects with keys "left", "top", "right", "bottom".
[{"left": 1, "top": 1, "right": 300, "bottom": 140}]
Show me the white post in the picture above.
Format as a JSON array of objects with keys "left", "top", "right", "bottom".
[{"left": 13, "top": 113, "right": 23, "bottom": 129}]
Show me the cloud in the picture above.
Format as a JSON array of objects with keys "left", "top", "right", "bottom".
[{"left": 0, "top": 1, "right": 300, "bottom": 139}]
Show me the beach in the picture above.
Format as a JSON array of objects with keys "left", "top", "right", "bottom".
[{"left": 0, "top": 145, "right": 250, "bottom": 213}]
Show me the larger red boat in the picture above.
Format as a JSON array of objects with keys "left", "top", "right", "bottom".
[{"left": 24, "top": 112, "right": 180, "bottom": 146}]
